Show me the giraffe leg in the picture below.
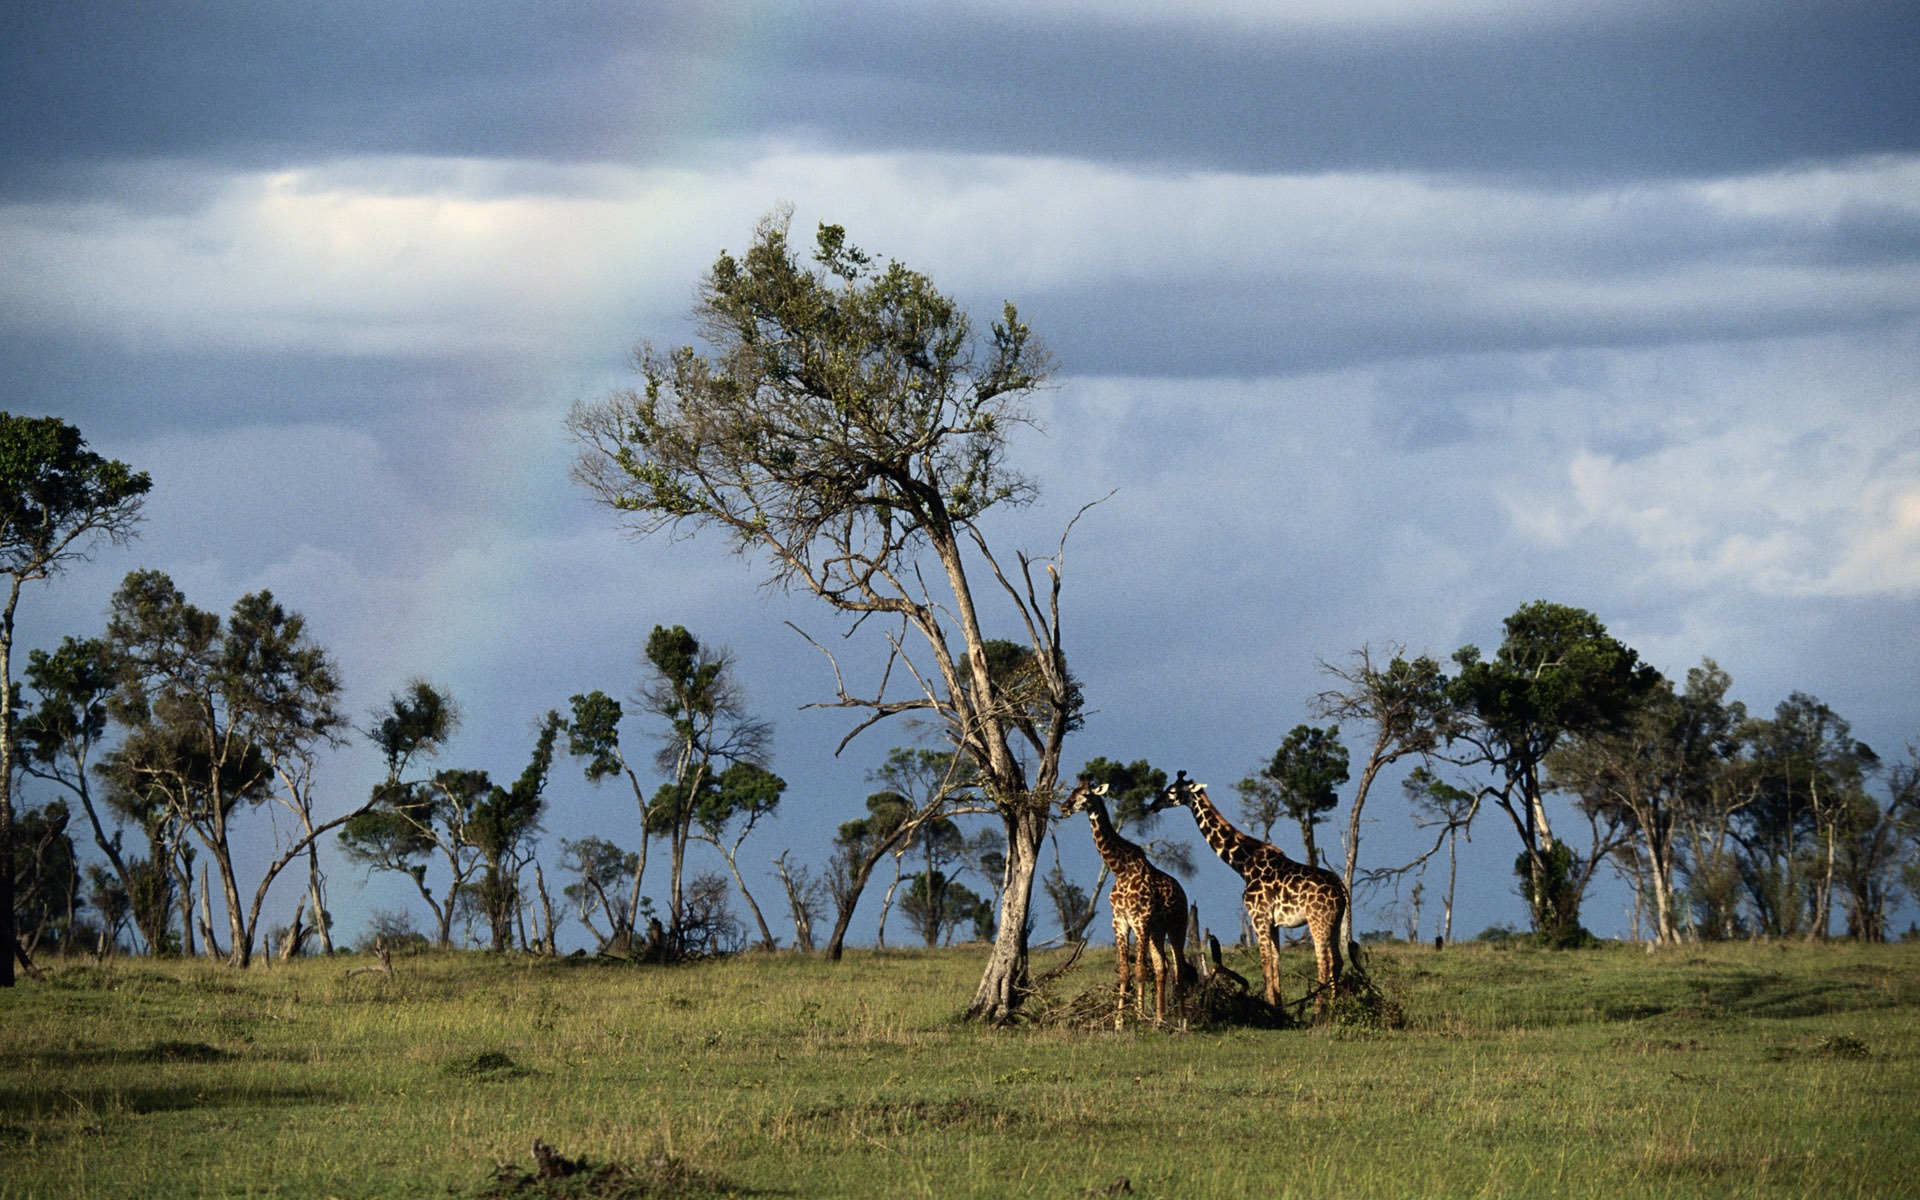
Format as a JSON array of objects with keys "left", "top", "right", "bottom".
[
  {"left": 1133, "top": 929, "right": 1153, "bottom": 1020},
  {"left": 1144, "top": 935, "right": 1168, "bottom": 1024},
  {"left": 1310, "top": 913, "right": 1340, "bottom": 1015},
  {"left": 1251, "top": 906, "right": 1283, "bottom": 1007},
  {"left": 1313, "top": 934, "right": 1333, "bottom": 1015},
  {"left": 1113, "top": 917, "right": 1131, "bottom": 1030},
  {"left": 1166, "top": 903, "right": 1196, "bottom": 995}
]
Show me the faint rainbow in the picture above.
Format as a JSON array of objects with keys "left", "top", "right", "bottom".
[{"left": 387, "top": 4, "right": 805, "bottom": 712}]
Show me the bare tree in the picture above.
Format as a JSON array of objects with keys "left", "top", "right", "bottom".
[
  {"left": 772, "top": 849, "right": 825, "bottom": 952},
  {"left": 1311, "top": 646, "right": 1457, "bottom": 952}
]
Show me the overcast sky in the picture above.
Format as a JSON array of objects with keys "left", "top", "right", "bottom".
[{"left": 6, "top": 0, "right": 1918, "bottom": 951}]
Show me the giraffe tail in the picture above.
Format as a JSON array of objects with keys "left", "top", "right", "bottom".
[{"left": 1207, "top": 934, "right": 1251, "bottom": 993}]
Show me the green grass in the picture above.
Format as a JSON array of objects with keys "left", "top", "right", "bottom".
[{"left": 3, "top": 940, "right": 1917, "bottom": 1198}]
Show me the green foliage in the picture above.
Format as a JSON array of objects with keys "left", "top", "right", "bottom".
[
  {"left": 470, "top": 712, "right": 565, "bottom": 952},
  {"left": 558, "top": 836, "right": 641, "bottom": 951},
  {"left": 823, "top": 750, "right": 969, "bottom": 961},
  {"left": 1452, "top": 602, "right": 1660, "bottom": 751},
  {"left": 10, "top": 799, "right": 82, "bottom": 953},
  {"left": 1077, "top": 756, "right": 1167, "bottom": 830},
  {"left": 1512, "top": 843, "right": 1595, "bottom": 948},
  {"left": 1452, "top": 601, "right": 1660, "bottom": 940},
  {"left": 570, "top": 209, "right": 1049, "bottom": 563},
  {"left": 901, "top": 871, "right": 993, "bottom": 946},
  {"left": 564, "top": 690, "right": 626, "bottom": 783},
  {"left": 957, "top": 638, "right": 1085, "bottom": 745},
  {"left": 370, "top": 679, "right": 458, "bottom": 780},
  {"left": 95, "top": 570, "right": 348, "bottom": 967},
  {"left": 632, "top": 623, "right": 770, "bottom": 954},
  {"left": 1040, "top": 861, "right": 1094, "bottom": 941},
  {"left": 0, "top": 412, "right": 151, "bottom": 580},
  {"left": 1236, "top": 723, "right": 1347, "bottom": 860}
]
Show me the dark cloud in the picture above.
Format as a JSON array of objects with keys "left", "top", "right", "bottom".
[
  {"left": 1019, "top": 266, "right": 1920, "bottom": 381},
  {"left": 5, "top": 1, "right": 1916, "bottom": 198}
]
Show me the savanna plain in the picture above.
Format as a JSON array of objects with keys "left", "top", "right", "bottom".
[{"left": 2, "top": 940, "right": 1915, "bottom": 1199}]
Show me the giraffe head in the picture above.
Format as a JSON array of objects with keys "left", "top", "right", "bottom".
[
  {"left": 1058, "top": 777, "right": 1109, "bottom": 817},
  {"left": 1149, "top": 770, "right": 1205, "bottom": 814}
]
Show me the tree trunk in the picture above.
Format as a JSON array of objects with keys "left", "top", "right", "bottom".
[
  {"left": 174, "top": 850, "right": 197, "bottom": 957},
  {"left": 279, "top": 891, "right": 308, "bottom": 963},
  {"left": 1646, "top": 826, "right": 1677, "bottom": 946},
  {"left": 824, "top": 866, "right": 870, "bottom": 962},
  {"left": 876, "top": 856, "right": 905, "bottom": 949},
  {"left": 306, "top": 847, "right": 333, "bottom": 955},
  {"left": 965, "top": 803, "right": 1047, "bottom": 1022},
  {"left": 534, "top": 862, "right": 558, "bottom": 956},
  {"left": 214, "top": 846, "right": 251, "bottom": 968},
  {"left": 198, "top": 866, "right": 225, "bottom": 961},
  {"left": 773, "top": 852, "right": 814, "bottom": 953},
  {"left": 720, "top": 849, "right": 777, "bottom": 951},
  {"left": 1337, "top": 758, "right": 1381, "bottom": 971},
  {"left": 622, "top": 784, "right": 651, "bottom": 942},
  {"left": 0, "top": 768, "right": 13, "bottom": 987},
  {"left": 0, "top": 603, "right": 17, "bottom": 986}
]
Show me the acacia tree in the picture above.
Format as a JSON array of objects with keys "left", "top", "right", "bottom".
[
  {"left": 635, "top": 625, "right": 771, "bottom": 954},
  {"left": 100, "top": 571, "right": 354, "bottom": 967},
  {"left": 1402, "top": 767, "right": 1477, "bottom": 944},
  {"left": 1546, "top": 659, "right": 1746, "bottom": 945},
  {"left": 10, "top": 799, "right": 82, "bottom": 956},
  {"left": 772, "top": 849, "right": 825, "bottom": 952},
  {"left": 17, "top": 636, "right": 177, "bottom": 953},
  {"left": 1832, "top": 744, "right": 1915, "bottom": 942},
  {"left": 0, "top": 413, "right": 150, "bottom": 984},
  {"left": 680, "top": 761, "right": 787, "bottom": 951},
  {"left": 469, "top": 712, "right": 564, "bottom": 953},
  {"left": 565, "top": 689, "right": 656, "bottom": 950},
  {"left": 559, "top": 836, "right": 642, "bottom": 951},
  {"left": 338, "top": 681, "right": 474, "bottom": 946},
  {"left": 823, "top": 745, "right": 974, "bottom": 961},
  {"left": 1311, "top": 647, "right": 1457, "bottom": 951},
  {"left": 1733, "top": 694, "right": 1876, "bottom": 939},
  {"left": 569, "top": 212, "right": 1074, "bottom": 1020},
  {"left": 1450, "top": 601, "right": 1659, "bottom": 944},
  {"left": 1236, "top": 725, "right": 1347, "bottom": 867}
]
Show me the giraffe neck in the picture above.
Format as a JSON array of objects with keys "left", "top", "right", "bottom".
[
  {"left": 1085, "top": 796, "right": 1145, "bottom": 876},
  {"left": 1187, "top": 788, "right": 1266, "bottom": 877}
]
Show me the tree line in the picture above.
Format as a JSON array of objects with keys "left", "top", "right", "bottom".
[
  {"left": 6, "top": 553, "right": 1018, "bottom": 969},
  {"left": 7, "top": 213, "right": 1916, "bottom": 1012},
  {"left": 1214, "top": 612, "right": 1917, "bottom": 953}
]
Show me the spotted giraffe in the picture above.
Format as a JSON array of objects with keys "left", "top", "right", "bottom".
[
  {"left": 1152, "top": 772, "right": 1349, "bottom": 1015},
  {"left": 1060, "top": 779, "right": 1196, "bottom": 1027}
]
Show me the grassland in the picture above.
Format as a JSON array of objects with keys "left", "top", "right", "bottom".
[{"left": 2, "top": 939, "right": 1916, "bottom": 1198}]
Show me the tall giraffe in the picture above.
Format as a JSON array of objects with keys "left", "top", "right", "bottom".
[
  {"left": 1153, "top": 772, "right": 1349, "bottom": 1015},
  {"left": 1059, "top": 779, "right": 1196, "bottom": 1027}
]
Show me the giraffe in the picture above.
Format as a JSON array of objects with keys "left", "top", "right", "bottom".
[
  {"left": 1059, "top": 779, "right": 1197, "bottom": 1027},
  {"left": 1152, "top": 771, "right": 1350, "bottom": 1015}
]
